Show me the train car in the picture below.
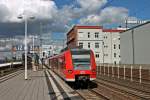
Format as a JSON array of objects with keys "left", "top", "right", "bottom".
[{"left": 48, "top": 48, "right": 96, "bottom": 83}]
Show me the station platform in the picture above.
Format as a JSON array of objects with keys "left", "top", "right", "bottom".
[{"left": 0, "top": 69, "right": 81, "bottom": 100}]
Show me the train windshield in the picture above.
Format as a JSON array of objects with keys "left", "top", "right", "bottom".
[{"left": 71, "top": 49, "right": 91, "bottom": 70}]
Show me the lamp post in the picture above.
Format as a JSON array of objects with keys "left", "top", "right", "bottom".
[
  {"left": 18, "top": 15, "right": 35, "bottom": 80},
  {"left": 33, "top": 36, "right": 34, "bottom": 54}
]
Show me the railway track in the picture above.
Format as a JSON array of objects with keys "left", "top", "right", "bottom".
[
  {"left": 98, "top": 74, "right": 150, "bottom": 91},
  {"left": 76, "top": 89, "right": 109, "bottom": 100},
  {"left": 45, "top": 68, "right": 109, "bottom": 100},
  {"left": 46, "top": 65, "right": 150, "bottom": 100},
  {"left": 94, "top": 78, "right": 150, "bottom": 100},
  {"left": 97, "top": 76, "right": 150, "bottom": 94},
  {"left": 0, "top": 69, "right": 24, "bottom": 83},
  {"left": 45, "top": 66, "right": 111, "bottom": 100}
]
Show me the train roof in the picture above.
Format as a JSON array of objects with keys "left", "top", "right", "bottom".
[
  {"left": 61, "top": 47, "right": 91, "bottom": 52},
  {"left": 48, "top": 48, "right": 91, "bottom": 59},
  {"left": 70, "top": 48, "right": 91, "bottom": 52}
]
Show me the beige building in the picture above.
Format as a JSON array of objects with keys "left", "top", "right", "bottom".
[
  {"left": 103, "top": 29, "right": 123, "bottom": 64},
  {"left": 66, "top": 25, "right": 124, "bottom": 65},
  {"left": 67, "top": 25, "right": 103, "bottom": 64}
]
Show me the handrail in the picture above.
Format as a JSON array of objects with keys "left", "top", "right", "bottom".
[{"left": 0, "top": 62, "right": 22, "bottom": 68}]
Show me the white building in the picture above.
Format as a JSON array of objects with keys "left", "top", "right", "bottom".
[
  {"left": 77, "top": 27, "right": 104, "bottom": 64},
  {"left": 67, "top": 25, "right": 125, "bottom": 65},
  {"left": 103, "top": 29, "right": 123, "bottom": 64},
  {"left": 67, "top": 26, "right": 104, "bottom": 64}
]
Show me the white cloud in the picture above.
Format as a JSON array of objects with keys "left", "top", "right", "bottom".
[
  {"left": 100, "top": 7, "right": 128, "bottom": 23},
  {"left": 77, "top": 0, "right": 107, "bottom": 14},
  {"left": 0, "top": 0, "right": 57, "bottom": 22},
  {"left": 80, "top": 7, "right": 129, "bottom": 25},
  {"left": 80, "top": 14, "right": 101, "bottom": 25},
  {"left": 0, "top": 0, "right": 137, "bottom": 34}
]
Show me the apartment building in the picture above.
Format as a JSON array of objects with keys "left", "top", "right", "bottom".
[
  {"left": 66, "top": 25, "right": 124, "bottom": 65},
  {"left": 67, "top": 25, "right": 103, "bottom": 64},
  {"left": 103, "top": 29, "right": 123, "bottom": 64}
]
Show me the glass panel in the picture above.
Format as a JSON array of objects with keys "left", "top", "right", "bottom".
[{"left": 71, "top": 49, "right": 91, "bottom": 70}]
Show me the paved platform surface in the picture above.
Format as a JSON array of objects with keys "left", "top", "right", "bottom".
[
  {"left": 0, "top": 69, "right": 81, "bottom": 100},
  {"left": 0, "top": 70, "right": 50, "bottom": 100}
]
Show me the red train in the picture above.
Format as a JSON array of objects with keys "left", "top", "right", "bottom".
[{"left": 47, "top": 48, "right": 96, "bottom": 83}]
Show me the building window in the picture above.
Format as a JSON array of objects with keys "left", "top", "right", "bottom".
[
  {"left": 104, "top": 54, "right": 108, "bottom": 56},
  {"left": 104, "top": 45, "right": 108, "bottom": 48},
  {"left": 95, "top": 54, "right": 99, "bottom": 58},
  {"left": 88, "top": 32, "right": 90, "bottom": 38},
  {"left": 114, "top": 44, "right": 116, "bottom": 49},
  {"left": 95, "top": 42, "right": 99, "bottom": 48},
  {"left": 114, "top": 53, "right": 116, "bottom": 57},
  {"left": 114, "top": 61, "right": 116, "bottom": 65},
  {"left": 95, "top": 32, "right": 99, "bottom": 38},
  {"left": 88, "top": 42, "right": 90, "bottom": 48},
  {"left": 119, "top": 44, "right": 120, "bottom": 49},
  {"left": 79, "top": 42, "right": 83, "bottom": 48}
]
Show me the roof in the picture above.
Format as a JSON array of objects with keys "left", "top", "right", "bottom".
[
  {"left": 120, "top": 21, "right": 150, "bottom": 33},
  {"left": 103, "top": 29, "right": 124, "bottom": 33},
  {"left": 75, "top": 25, "right": 103, "bottom": 29},
  {"left": 66, "top": 25, "right": 127, "bottom": 35},
  {"left": 67, "top": 25, "right": 103, "bottom": 35}
]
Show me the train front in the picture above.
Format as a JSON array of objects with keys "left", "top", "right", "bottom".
[{"left": 65, "top": 49, "right": 96, "bottom": 82}]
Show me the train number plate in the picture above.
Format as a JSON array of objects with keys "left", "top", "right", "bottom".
[{"left": 80, "top": 71, "right": 85, "bottom": 74}]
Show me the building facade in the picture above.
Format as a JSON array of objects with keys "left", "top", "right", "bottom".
[
  {"left": 120, "top": 22, "right": 150, "bottom": 64},
  {"left": 67, "top": 26, "right": 103, "bottom": 64},
  {"left": 103, "top": 29, "right": 123, "bottom": 64},
  {"left": 67, "top": 25, "right": 124, "bottom": 65}
]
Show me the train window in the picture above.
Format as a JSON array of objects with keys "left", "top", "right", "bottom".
[
  {"left": 71, "top": 49, "right": 90, "bottom": 55},
  {"left": 71, "top": 49, "right": 91, "bottom": 70}
]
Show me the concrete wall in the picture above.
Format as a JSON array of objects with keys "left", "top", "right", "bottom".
[{"left": 120, "top": 22, "right": 150, "bottom": 64}]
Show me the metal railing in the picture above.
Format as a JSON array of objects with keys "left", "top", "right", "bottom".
[{"left": 97, "top": 63, "right": 150, "bottom": 84}]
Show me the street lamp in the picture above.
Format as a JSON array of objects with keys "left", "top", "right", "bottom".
[{"left": 18, "top": 15, "right": 35, "bottom": 80}]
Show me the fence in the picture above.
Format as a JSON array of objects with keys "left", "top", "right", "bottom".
[{"left": 97, "top": 64, "right": 150, "bottom": 83}]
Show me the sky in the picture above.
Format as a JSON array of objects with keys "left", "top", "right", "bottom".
[{"left": 0, "top": 0, "right": 149, "bottom": 39}]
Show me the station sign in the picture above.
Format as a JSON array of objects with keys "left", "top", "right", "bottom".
[{"left": 12, "top": 45, "right": 40, "bottom": 52}]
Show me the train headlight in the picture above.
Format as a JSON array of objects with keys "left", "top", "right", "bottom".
[
  {"left": 68, "top": 70, "right": 73, "bottom": 74},
  {"left": 92, "top": 69, "right": 96, "bottom": 73}
]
